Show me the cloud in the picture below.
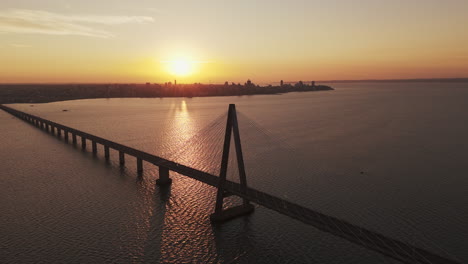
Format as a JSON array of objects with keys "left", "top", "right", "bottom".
[
  {"left": 10, "top": 43, "right": 32, "bottom": 48},
  {"left": 0, "top": 9, "right": 154, "bottom": 38}
]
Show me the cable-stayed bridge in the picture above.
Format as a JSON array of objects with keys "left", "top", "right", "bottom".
[{"left": 0, "top": 104, "right": 460, "bottom": 264}]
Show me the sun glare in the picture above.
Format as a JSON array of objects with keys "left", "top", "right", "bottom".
[{"left": 167, "top": 59, "right": 192, "bottom": 76}]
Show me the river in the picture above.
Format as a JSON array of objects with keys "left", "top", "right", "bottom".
[{"left": 1, "top": 82, "right": 467, "bottom": 263}]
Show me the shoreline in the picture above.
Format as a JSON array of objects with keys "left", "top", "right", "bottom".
[{"left": 0, "top": 83, "right": 333, "bottom": 104}]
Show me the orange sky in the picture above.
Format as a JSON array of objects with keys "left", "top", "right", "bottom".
[{"left": 1, "top": 0, "right": 468, "bottom": 83}]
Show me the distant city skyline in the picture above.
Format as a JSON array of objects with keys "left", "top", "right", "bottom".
[{"left": 1, "top": 0, "right": 468, "bottom": 83}]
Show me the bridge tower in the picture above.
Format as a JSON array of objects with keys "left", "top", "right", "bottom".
[{"left": 210, "top": 104, "right": 255, "bottom": 222}]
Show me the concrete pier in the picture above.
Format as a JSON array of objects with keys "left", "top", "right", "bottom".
[
  {"left": 210, "top": 204, "right": 255, "bottom": 222},
  {"left": 104, "top": 146, "right": 110, "bottom": 161},
  {"left": 64, "top": 132, "right": 69, "bottom": 142},
  {"left": 137, "top": 158, "right": 143, "bottom": 173},
  {"left": 92, "top": 141, "right": 97, "bottom": 154},
  {"left": 119, "top": 151, "right": 125, "bottom": 165},
  {"left": 156, "top": 166, "right": 172, "bottom": 185},
  {"left": 81, "top": 137, "right": 86, "bottom": 150},
  {"left": 57, "top": 128, "right": 62, "bottom": 137}
]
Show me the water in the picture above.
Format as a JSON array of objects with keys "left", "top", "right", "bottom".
[{"left": 1, "top": 82, "right": 468, "bottom": 263}]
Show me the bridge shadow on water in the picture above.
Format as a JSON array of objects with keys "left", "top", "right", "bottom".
[
  {"left": 212, "top": 218, "right": 255, "bottom": 263},
  {"left": 140, "top": 182, "right": 171, "bottom": 263},
  {"left": 138, "top": 182, "right": 258, "bottom": 263}
]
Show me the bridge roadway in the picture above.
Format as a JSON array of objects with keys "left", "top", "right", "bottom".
[{"left": 0, "top": 104, "right": 459, "bottom": 264}]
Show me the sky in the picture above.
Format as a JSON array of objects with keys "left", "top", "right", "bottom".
[{"left": 1, "top": 0, "right": 468, "bottom": 83}]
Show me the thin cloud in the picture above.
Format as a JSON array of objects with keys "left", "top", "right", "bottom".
[
  {"left": 10, "top": 43, "right": 32, "bottom": 48},
  {"left": 0, "top": 9, "right": 154, "bottom": 38}
]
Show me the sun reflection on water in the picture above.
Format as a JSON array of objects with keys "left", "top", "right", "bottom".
[
  {"left": 163, "top": 100, "right": 223, "bottom": 175},
  {"left": 172, "top": 100, "right": 192, "bottom": 143},
  {"left": 128, "top": 100, "right": 239, "bottom": 262}
]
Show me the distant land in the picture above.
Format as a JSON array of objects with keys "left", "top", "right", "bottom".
[
  {"left": 2, "top": 78, "right": 468, "bottom": 104},
  {"left": 318, "top": 78, "right": 468, "bottom": 83},
  {"left": 0, "top": 80, "right": 332, "bottom": 104}
]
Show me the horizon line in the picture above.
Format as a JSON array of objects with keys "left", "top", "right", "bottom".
[{"left": 1, "top": 77, "right": 468, "bottom": 85}]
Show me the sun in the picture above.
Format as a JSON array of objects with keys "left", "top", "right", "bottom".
[{"left": 167, "top": 59, "right": 193, "bottom": 76}]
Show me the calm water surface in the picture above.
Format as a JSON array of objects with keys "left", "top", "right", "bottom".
[{"left": 1, "top": 82, "right": 468, "bottom": 263}]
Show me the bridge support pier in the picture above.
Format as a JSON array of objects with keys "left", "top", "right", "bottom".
[
  {"left": 64, "top": 132, "right": 69, "bottom": 142},
  {"left": 156, "top": 166, "right": 172, "bottom": 185},
  {"left": 210, "top": 204, "right": 255, "bottom": 222},
  {"left": 58, "top": 128, "right": 62, "bottom": 138},
  {"left": 81, "top": 137, "right": 86, "bottom": 150},
  {"left": 104, "top": 146, "right": 110, "bottom": 161},
  {"left": 210, "top": 104, "right": 254, "bottom": 223},
  {"left": 119, "top": 151, "right": 125, "bottom": 166},
  {"left": 92, "top": 141, "right": 97, "bottom": 154},
  {"left": 137, "top": 158, "right": 143, "bottom": 173},
  {"left": 72, "top": 134, "right": 77, "bottom": 145}
]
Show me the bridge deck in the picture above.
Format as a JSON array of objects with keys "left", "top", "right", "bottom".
[{"left": 0, "top": 104, "right": 459, "bottom": 264}]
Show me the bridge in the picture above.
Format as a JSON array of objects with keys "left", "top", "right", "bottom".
[{"left": 0, "top": 104, "right": 460, "bottom": 264}]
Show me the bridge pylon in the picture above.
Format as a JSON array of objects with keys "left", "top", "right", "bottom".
[{"left": 210, "top": 104, "right": 255, "bottom": 222}]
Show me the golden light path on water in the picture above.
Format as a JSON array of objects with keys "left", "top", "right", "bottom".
[
  {"left": 160, "top": 100, "right": 224, "bottom": 262},
  {"left": 130, "top": 99, "right": 225, "bottom": 262},
  {"left": 171, "top": 100, "right": 193, "bottom": 143}
]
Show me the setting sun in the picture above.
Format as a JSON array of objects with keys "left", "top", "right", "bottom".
[{"left": 166, "top": 59, "right": 193, "bottom": 77}]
